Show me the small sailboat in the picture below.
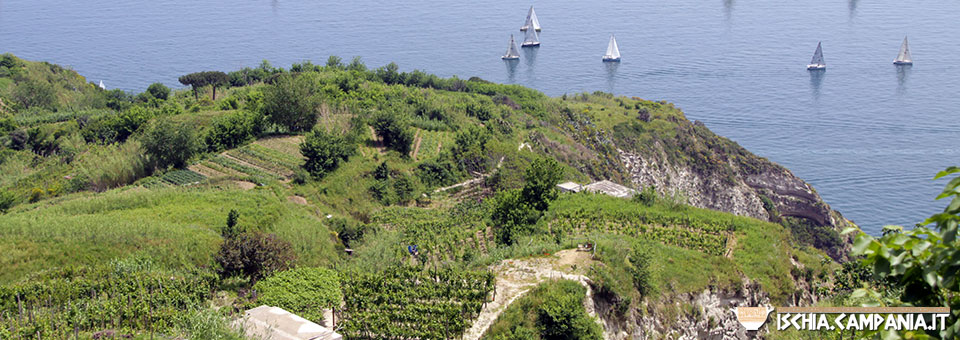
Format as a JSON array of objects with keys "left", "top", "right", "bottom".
[
  {"left": 521, "top": 26, "right": 540, "bottom": 47},
  {"left": 893, "top": 36, "right": 912, "bottom": 65},
  {"left": 98, "top": 80, "right": 106, "bottom": 89},
  {"left": 602, "top": 35, "right": 621, "bottom": 62},
  {"left": 806, "top": 42, "right": 826, "bottom": 70},
  {"left": 502, "top": 35, "right": 521, "bottom": 60},
  {"left": 520, "top": 6, "right": 541, "bottom": 32}
]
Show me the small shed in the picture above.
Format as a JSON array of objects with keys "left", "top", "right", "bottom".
[
  {"left": 236, "top": 305, "right": 343, "bottom": 340},
  {"left": 584, "top": 180, "right": 637, "bottom": 198},
  {"left": 556, "top": 181, "right": 583, "bottom": 193}
]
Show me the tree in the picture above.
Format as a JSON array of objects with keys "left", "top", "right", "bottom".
[
  {"left": 222, "top": 209, "right": 242, "bottom": 239},
  {"left": 216, "top": 231, "right": 296, "bottom": 283},
  {"left": 261, "top": 73, "right": 320, "bottom": 132},
  {"left": 178, "top": 71, "right": 230, "bottom": 101},
  {"left": 326, "top": 55, "right": 344, "bottom": 69},
  {"left": 11, "top": 78, "right": 56, "bottom": 110},
  {"left": 520, "top": 158, "right": 565, "bottom": 212},
  {"left": 253, "top": 267, "right": 342, "bottom": 324},
  {"left": 851, "top": 165, "right": 960, "bottom": 339},
  {"left": 371, "top": 111, "right": 414, "bottom": 156},
  {"left": 491, "top": 189, "right": 539, "bottom": 245},
  {"left": 140, "top": 119, "right": 201, "bottom": 169},
  {"left": 300, "top": 127, "right": 355, "bottom": 178},
  {"left": 146, "top": 82, "right": 170, "bottom": 100},
  {"left": 374, "top": 161, "right": 390, "bottom": 180},
  {"left": 452, "top": 125, "right": 491, "bottom": 174}
]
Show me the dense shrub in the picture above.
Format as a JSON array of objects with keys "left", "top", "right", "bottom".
[
  {"left": 216, "top": 231, "right": 296, "bottom": 283},
  {"left": 261, "top": 73, "right": 320, "bottom": 132},
  {"left": 0, "top": 191, "right": 16, "bottom": 213},
  {"left": 252, "top": 267, "right": 342, "bottom": 324},
  {"left": 146, "top": 82, "right": 171, "bottom": 100},
  {"left": 371, "top": 110, "right": 414, "bottom": 156},
  {"left": 300, "top": 127, "right": 355, "bottom": 178},
  {"left": 81, "top": 106, "right": 153, "bottom": 143},
  {"left": 205, "top": 110, "right": 264, "bottom": 152},
  {"left": 330, "top": 218, "right": 365, "bottom": 248},
  {"left": 452, "top": 125, "right": 491, "bottom": 174},
  {"left": 140, "top": 119, "right": 202, "bottom": 170},
  {"left": 491, "top": 189, "right": 540, "bottom": 245},
  {"left": 632, "top": 185, "right": 658, "bottom": 207},
  {"left": 76, "top": 140, "right": 149, "bottom": 191},
  {"left": 416, "top": 158, "right": 460, "bottom": 187},
  {"left": 520, "top": 158, "right": 564, "bottom": 212},
  {"left": 10, "top": 78, "right": 56, "bottom": 110},
  {"left": 393, "top": 175, "right": 417, "bottom": 204}
]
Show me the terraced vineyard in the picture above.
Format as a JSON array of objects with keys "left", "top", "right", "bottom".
[
  {"left": 340, "top": 267, "right": 495, "bottom": 340},
  {"left": 547, "top": 196, "right": 733, "bottom": 257},
  {"left": 372, "top": 205, "right": 494, "bottom": 263},
  {"left": 416, "top": 130, "right": 451, "bottom": 160}
]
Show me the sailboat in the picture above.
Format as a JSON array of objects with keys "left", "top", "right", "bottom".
[
  {"left": 806, "top": 42, "right": 826, "bottom": 70},
  {"left": 502, "top": 35, "right": 521, "bottom": 60},
  {"left": 893, "top": 36, "right": 913, "bottom": 65},
  {"left": 602, "top": 35, "right": 621, "bottom": 62},
  {"left": 520, "top": 6, "right": 541, "bottom": 32},
  {"left": 98, "top": 80, "right": 106, "bottom": 89},
  {"left": 521, "top": 26, "right": 540, "bottom": 47}
]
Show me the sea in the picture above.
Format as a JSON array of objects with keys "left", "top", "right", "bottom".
[{"left": 2, "top": 0, "right": 958, "bottom": 235}]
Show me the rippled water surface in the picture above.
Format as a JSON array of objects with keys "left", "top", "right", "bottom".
[{"left": 2, "top": 0, "right": 958, "bottom": 234}]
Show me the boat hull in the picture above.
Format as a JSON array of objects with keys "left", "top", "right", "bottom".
[
  {"left": 602, "top": 57, "right": 621, "bottom": 62},
  {"left": 502, "top": 56, "right": 520, "bottom": 60},
  {"left": 521, "top": 42, "right": 540, "bottom": 47},
  {"left": 806, "top": 64, "right": 826, "bottom": 70},
  {"left": 520, "top": 27, "right": 542, "bottom": 32},
  {"left": 893, "top": 60, "right": 913, "bottom": 65}
]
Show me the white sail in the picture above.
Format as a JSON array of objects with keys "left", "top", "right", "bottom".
[
  {"left": 522, "top": 26, "right": 540, "bottom": 46},
  {"left": 604, "top": 35, "right": 621, "bottom": 60},
  {"left": 894, "top": 36, "right": 912, "bottom": 64},
  {"left": 503, "top": 35, "right": 521, "bottom": 59},
  {"left": 520, "top": 6, "right": 541, "bottom": 31},
  {"left": 810, "top": 42, "right": 825, "bottom": 66},
  {"left": 98, "top": 80, "right": 106, "bottom": 89}
]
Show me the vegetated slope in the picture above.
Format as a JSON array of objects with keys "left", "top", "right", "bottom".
[{"left": 0, "top": 54, "right": 845, "bottom": 338}]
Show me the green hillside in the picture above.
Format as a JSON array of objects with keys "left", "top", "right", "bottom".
[{"left": 0, "top": 54, "right": 845, "bottom": 339}]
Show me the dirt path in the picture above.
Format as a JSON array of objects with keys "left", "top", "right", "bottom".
[
  {"left": 411, "top": 129, "right": 422, "bottom": 159},
  {"left": 463, "top": 249, "right": 606, "bottom": 340}
]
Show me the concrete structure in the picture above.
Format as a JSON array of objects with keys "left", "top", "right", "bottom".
[
  {"left": 583, "top": 180, "right": 636, "bottom": 198},
  {"left": 236, "top": 305, "right": 342, "bottom": 340},
  {"left": 556, "top": 181, "right": 583, "bottom": 193}
]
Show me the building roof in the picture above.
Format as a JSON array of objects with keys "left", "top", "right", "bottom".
[
  {"left": 583, "top": 180, "right": 636, "bottom": 198},
  {"left": 236, "top": 305, "right": 342, "bottom": 340},
  {"left": 556, "top": 181, "right": 582, "bottom": 192}
]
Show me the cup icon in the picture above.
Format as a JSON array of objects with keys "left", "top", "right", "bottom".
[{"left": 734, "top": 306, "right": 774, "bottom": 331}]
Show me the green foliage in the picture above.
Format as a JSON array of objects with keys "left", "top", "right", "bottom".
[
  {"left": 484, "top": 280, "right": 602, "bottom": 340},
  {"left": 632, "top": 185, "right": 657, "bottom": 206},
  {"left": 491, "top": 189, "right": 540, "bottom": 245},
  {"left": 340, "top": 266, "right": 495, "bottom": 340},
  {"left": 204, "top": 110, "right": 264, "bottom": 152},
  {"left": 393, "top": 175, "right": 417, "bottom": 204},
  {"left": 0, "top": 190, "right": 14, "bottom": 214},
  {"left": 452, "top": 125, "right": 491, "bottom": 174},
  {"left": 0, "top": 261, "right": 216, "bottom": 338},
  {"left": 261, "top": 72, "right": 321, "bottom": 132},
  {"left": 10, "top": 77, "right": 56, "bottom": 110},
  {"left": 161, "top": 169, "right": 205, "bottom": 186},
  {"left": 75, "top": 139, "right": 150, "bottom": 191},
  {"left": 215, "top": 231, "right": 297, "bottom": 283},
  {"left": 374, "top": 161, "right": 390, "bottom": 180},
  {"left": 331, "top": 217, "right": 365, "bottom": 248},
  {"left": 372, "top": 110, "right": 414, "bottom": 156},
  {"left": 851, "top": 165, "right": 960, "bottom": 339},
  {"left": 521, "top": 158, "right": 564, "bottom": 212},
  {"left": 223, "top": 209, "right": 242, "bottom": 239},
  {"left": 140, "top": 119, "right": 202, "bottom": 170},
  {"left": 146, "top": 82, "right": 171, "bottom": 100},
  {"left": 253, "top": 267, "right": 342, "bottom": 324},
  {"left": 81, "top": 106, "right": 154, "bottom": 143},
  {"left": 300, "top": 127, "right": 355, "bottom": 178},
  {"left": 178, "top": 71, "right": 230, "bottom": 100},
  {"left": 416, "top": 158, "right": 461, "bottom": 187}
]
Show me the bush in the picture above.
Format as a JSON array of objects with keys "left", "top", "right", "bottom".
[
  {"left": 253, "top": 267, "right": 342, "bottom": 324},
  {"left": 632, "top": 185, "right": 658, "bottom": 207},
  {"left": 491, "top": 189, "right": 540, "bottom": 245},
  {"left": 140, "top": 119, "right": 202, "bottom": 170},
  {"left": 216, "top": 231, "right": 296, "bottom": 283},
  {"left": 300, "top": 127, "right": 355, "bottom": 178},
  {"left": 0, "top": 191, "right": 15, "bottom": 213},
  {"left": 330, "top": 218, "right": 365, "bottom": 247},
  {"left": 146, "top": 82, "right": 171, "bottom": 100},
  {"left": 393, "top": 175, "right": 417, "bottom": 204},
  {"left": 261, "top": 73, "right": 320, "bottom": 132},
  {"left": 520, "top": 158, "right": 564, "bottom": 212},
  {"left": 77, "top": 140, "right": 150, "bottom": 191},
  {"left": 371, "top": 110, "right": 414, "bottom": 156},
  {"left": 452, "top": 125, "right": 491, "bottom": 174},
  {"left": 205, "top": 111, "right": 263, "bottom": 152},
  {"left": 416, "top": 158, "right": 460, "bottom": 187}
]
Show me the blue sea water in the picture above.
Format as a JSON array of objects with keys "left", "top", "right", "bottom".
[{"left": 1, "top": 0, "right": 958, "bottom": 235}]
